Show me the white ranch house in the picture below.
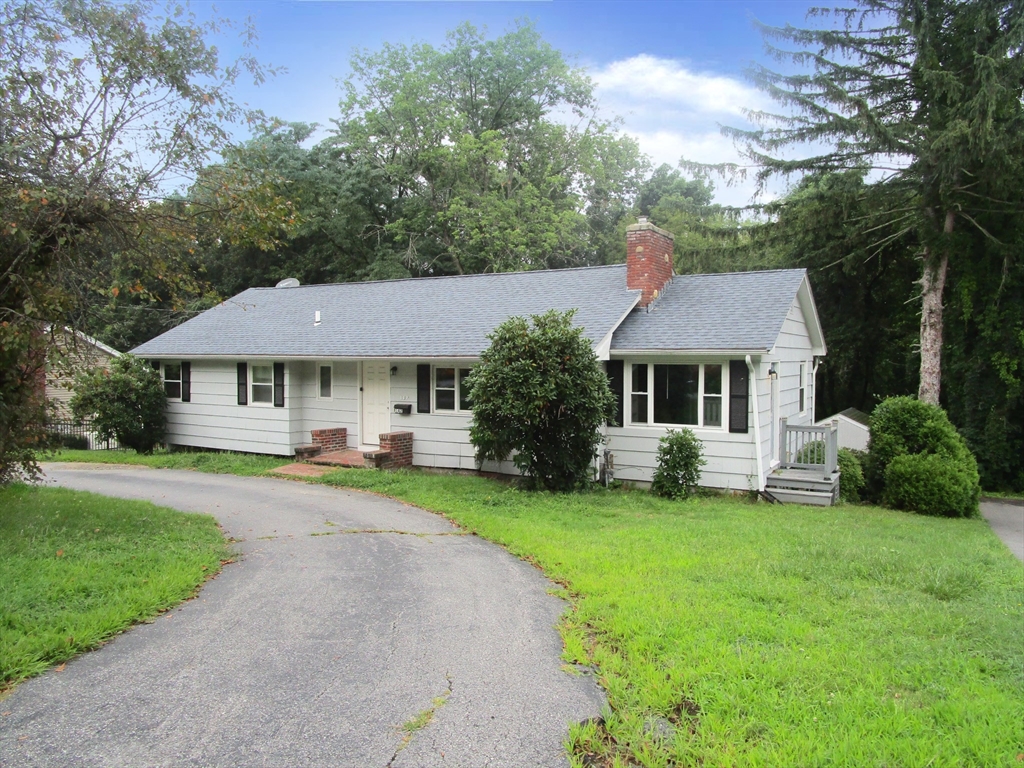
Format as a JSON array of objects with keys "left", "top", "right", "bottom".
[{"left": 133, "top": 219, "right": 838, "bottom": 500}]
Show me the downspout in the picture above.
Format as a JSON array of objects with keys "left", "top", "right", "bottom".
[
  {"left": 811, "top": 357, "right": 820, "bottom": 422},
  {"left": 746, "top": 355, "right": 765, "bottom": 492}
]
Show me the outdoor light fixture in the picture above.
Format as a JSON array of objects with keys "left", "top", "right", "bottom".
[
  {"left": 390, "top": 365, "right": 398, "bottom": 376},
  {"left": 769, "top": 363, "right": 778, "bottom": 380}
]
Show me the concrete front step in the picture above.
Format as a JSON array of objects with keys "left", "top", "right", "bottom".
[{"left": 307, "top": 449, "right": 368, "bottom": 468}]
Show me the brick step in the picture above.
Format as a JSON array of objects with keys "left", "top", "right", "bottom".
[{"left": 308, "top": 449, "right": 366, "bottom": 468}]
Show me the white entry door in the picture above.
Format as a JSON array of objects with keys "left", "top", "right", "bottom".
[{"left": 361, "top": 362, "right": 391, "bottom": 446}]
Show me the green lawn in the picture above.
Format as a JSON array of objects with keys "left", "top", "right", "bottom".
[
  {"left": 0, "top": 484, "right": 228, "bottom": 692},
  {"left": 27, "top": 453, "right": 1024, "bottom": 765},
  {"left": 49, "top": 448, "right": 291, "bottom": 475},
  {"left": 312, "top": 468, "right": 1024, "bottom": 768}
]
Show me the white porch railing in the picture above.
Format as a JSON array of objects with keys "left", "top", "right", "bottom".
[{"left": 779, "top": 418, "right": 838, "bottom": 477}]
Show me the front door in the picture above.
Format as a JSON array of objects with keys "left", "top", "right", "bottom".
[{"left": 361, "top": 361, "right": 391, "bottom": 446}]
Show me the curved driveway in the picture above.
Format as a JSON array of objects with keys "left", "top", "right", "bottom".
[{"left": 0, "top": 465, "right": 603, "bottom": 767}]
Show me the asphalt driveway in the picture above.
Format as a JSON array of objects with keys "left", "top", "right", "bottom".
[
  {"left": 0, "top": 465, "right": 604, "bottom": 768},
  {"left": 981, "top": 498, "right": 1024, "bottom": 561}
]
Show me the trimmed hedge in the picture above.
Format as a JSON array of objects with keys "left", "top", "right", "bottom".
[
  {"left": 883, "top": 453, "right": 980, "bottom": 518},
  {"left": 866, "top": 396, "right": 980, "bottom": 517}
]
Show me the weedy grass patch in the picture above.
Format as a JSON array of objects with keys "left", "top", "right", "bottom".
[
  {"left": 0, "top": 484, "right": 228, "bottom": 691},
  {"left": 49, "top": 449, "right": 290, "bottom": 476},
  {"left": 316, "top": 467, "right": 1024, "bottom": 767}
]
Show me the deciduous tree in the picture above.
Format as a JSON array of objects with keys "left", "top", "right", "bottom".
[{"left": 0, "top": 0, "right": 272, "bottom": 480}]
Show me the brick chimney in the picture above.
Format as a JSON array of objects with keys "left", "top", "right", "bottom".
[{"left": 626, "top": 216, "right": 674, "bottom": 307}]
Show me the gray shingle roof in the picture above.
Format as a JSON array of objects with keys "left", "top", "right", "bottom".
[
  {"left": 132, "top": 265, "right": 641, "bottom": 358},
  {"left": 611, "top": 269, "right": 807, "bottom": 352}
]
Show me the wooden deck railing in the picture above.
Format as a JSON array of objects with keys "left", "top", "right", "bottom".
[{"left": 779, "top": 418, "right": 838, "bottom": 477}]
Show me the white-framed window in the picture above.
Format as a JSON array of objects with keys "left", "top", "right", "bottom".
[
  {"left": 318, "top": 363, "right": 332, "bottom": 400},
  {"left": 251, "top": 364, "right": 274, "bottom": 405},
  {"left": 435, "top": 366, "right": 473, "bottom": 412},
  {"left": 799, "top": 362, "right": 807, "bottom": 413},
  {"left": 628, "top": 362, "right": 725, "bottom": 429},
  {"left": 163, "top": 363, "right": 182, "bottom": 400}
]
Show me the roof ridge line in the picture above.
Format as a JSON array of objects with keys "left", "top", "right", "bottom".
[{"left": 248, "top": 263, "right": 628, "bottom": 291}]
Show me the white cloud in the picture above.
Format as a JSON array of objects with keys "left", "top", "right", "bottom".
[
  {"left": 587, "top": 55, "right": 783, "bottom": 208},
  {"left": 592, "top": 54, "right": 766, "bottom": 119}
]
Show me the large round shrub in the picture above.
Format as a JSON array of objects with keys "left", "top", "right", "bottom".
[
  {"left": 651, "top": 429, "right": 707, "bottom": 499},
  {"left": 883, "top": 453, "right": 980, "bottom": 518},
  {"left": 865, "top": 396, "right": 976, "bottom": 501},
  {"left": 71, "top": 354, "right": 166, "bottom": 454},
  {"left": 468, "top": 310, "right": 615, "bottom": 492}
]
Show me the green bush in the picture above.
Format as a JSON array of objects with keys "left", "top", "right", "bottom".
[
  {"left": 883, "top": 452, "right": 980, "bottom": 518},
  {"left": 836, "top": 448, "right": 865, "bottom": 503},
  {"left": 865, "top": 396, "right": 977, "bottom": 501},
  {"left": 468, "top": 310, "right": 615, "bottom": 492},
  {"left": 796, "top": 439, "right": 826, "bottom": 465},
  {"left": 651, "top": 429, "right": 707, "bottom": 499},
  {"left": 71, "top": 355, "right": 165, "bottom": 454},
  {"left": 57, "top": 433, "right": 90, "bottom": 451}
]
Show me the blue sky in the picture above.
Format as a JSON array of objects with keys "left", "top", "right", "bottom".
[{"left": 198, "top": 1, "right": 825, "bottom": 205}]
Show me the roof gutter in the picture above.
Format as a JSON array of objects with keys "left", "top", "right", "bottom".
[
  {"left": 609, "top": 348, "right": 768, "bottom": 357},
  {"left": 746, "top": 354, "right": 765, "bottom": 492},
  {"left": 130, "top": 354, "right": 484, "bottom": 361}
]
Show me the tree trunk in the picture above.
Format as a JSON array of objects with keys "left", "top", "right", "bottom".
[{"left": 917, "top": 210, "right": 954, "bottom": 405}]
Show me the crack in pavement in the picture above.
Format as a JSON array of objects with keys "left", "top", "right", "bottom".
[
  {"left": 385, "top": 674, "right": 454, "bottom": 768},
  {"left": 308, "top": 529, "right": 470, "bottom": 538}
]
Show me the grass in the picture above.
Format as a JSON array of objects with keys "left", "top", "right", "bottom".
[
  {"left": 309, "top": 467, "right": 1024, "bottom": 768},
  {"left": 28, "top": 451, "right": 1024, "bottom": 764},
  {"left": 981, "top": 490, "right": 1024, "bottom": 501},
  {"left": 0, "top": 484, "right": 229, "bottom": 692},
  {"left": 48, "top": 448, "right": 291, "bottom": 476}
]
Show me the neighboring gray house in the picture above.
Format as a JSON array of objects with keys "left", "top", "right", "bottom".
[{"left": 133, "top": 219, "right": 829, "bottom": 493}]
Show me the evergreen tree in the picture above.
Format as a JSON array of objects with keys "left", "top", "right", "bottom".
[{"left": 721, "top": 0, "right": 1023, "bottom": 405}]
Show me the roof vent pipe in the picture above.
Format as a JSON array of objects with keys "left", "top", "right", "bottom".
[{"left": 314, "top": 311, "right": 321, "bottom": 326}]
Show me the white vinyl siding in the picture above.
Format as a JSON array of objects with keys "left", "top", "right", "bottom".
[
  {"left": 297, "top": 361, "right": 359, "bottom": 446},
  {"left": 762, "top": 295, "right": 817, "bottom": 473},
  {"left": 388, "top": 361, "right": 518, "bottom": 474},
  {"left": 164, "top": 361, "right": 293, "bottom": 455},
  {"left": 606, "top": 426, "right": 757, "bottom": 490}
]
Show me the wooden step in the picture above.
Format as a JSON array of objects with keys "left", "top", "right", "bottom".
[
  {"left": 766, "top": 470, "right": 839, "bottom": 493},
  {"left": 765, "top": 487, "right": 836, "bottom": 506}
]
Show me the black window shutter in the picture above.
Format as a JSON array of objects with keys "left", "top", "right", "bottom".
[
  {"left": 606, "top": 360, "right": 623, "bottom": 427},
  {"left": 181, "top": 362, "right": 191, "bottom": 403},
  {"left": 729, "top": 360, "right": 749, "bottom": 433},
  {"left": 417, "top": 364, "right": 431, "bottom": 413},
  {"left": 273, "top": 362, "right": 285, "bottom": 407},
  {"left": 237, "top": 362, "right": 248, "bottom": 406}
]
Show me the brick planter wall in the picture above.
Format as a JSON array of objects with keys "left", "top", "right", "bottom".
[
  {"left": 311, "top": 427, "right": 348, "bottom": 452},
  {"left": 378, "top": 431, "right": 413, "bottom": 469}
]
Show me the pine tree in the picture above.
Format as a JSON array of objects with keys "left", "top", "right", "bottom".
[{"left": 724, "top": 0, "right": 1023, "bottom": 404}]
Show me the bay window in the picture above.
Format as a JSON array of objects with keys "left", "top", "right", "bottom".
[{"left": 628, "top": 362, "right": 725, "bottom": 429}]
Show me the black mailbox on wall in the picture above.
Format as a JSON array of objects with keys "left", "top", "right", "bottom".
[{"left": 393, "top": 403, "right": 412, "bottom": 415}]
